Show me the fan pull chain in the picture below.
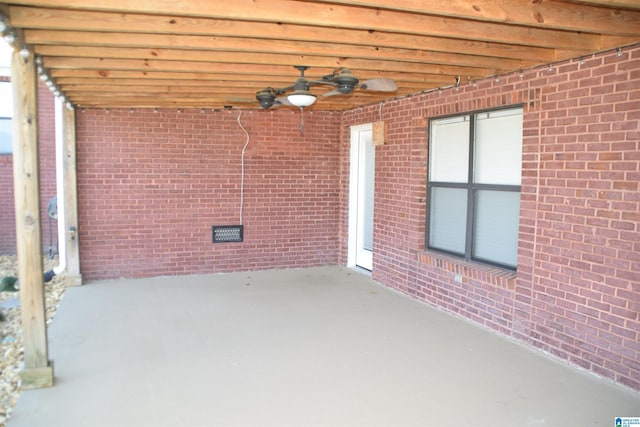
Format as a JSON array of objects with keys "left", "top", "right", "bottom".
[{"left": 299, "top": 107, "right": 305, "bottom": 134}]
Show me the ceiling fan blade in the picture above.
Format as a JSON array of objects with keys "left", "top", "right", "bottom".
[
  {"left": 226, "top": 97, "right": 256, "bottom": 104},
  {"left": 322, "top": 89, "right": 342, "bottom": 97},
  {"left": 359, "top": 78, "right": 398, "bottom": 92}
]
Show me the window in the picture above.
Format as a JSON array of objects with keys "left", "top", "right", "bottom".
[
  {"left": 0, "top": 80, "right": 12, "bottom": 154},
  {"left": 427, "top": 107, "right": 523, "bottom": 270}
]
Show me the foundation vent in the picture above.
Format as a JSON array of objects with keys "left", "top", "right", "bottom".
[{"left": 212, "top": 225, "right": 244, "bottom": 243}]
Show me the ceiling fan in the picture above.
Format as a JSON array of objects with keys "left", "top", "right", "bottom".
[{"left": 228, "top": 66, "right": 398, "bottom": 109}]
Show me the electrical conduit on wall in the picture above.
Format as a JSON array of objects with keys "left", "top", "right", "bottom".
[{"left": 238, "top": 109, "right": 250, "bottom": 225}]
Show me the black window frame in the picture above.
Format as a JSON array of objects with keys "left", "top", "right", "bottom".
[{"left": 426, "top": 105, "right": 523, "bottom": 271}]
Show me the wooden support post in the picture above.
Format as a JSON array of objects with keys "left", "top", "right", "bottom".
[
  {"left": 11, "top": 44, "right": 54, "bottom": 389},
  {"left": 62, "top": 105, "right": 82, "bottom": 286}
]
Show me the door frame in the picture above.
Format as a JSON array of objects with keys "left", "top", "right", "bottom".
[{"left": 347, "top": 123, "right": 374, "bottom": 270}]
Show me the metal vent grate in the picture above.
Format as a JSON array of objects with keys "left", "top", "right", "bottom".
[{"left": 212, "top": 225, "right": 243, "bottom": 243}]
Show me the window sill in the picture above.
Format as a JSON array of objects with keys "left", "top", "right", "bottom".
[{"left": 417, "top": 251, "right": 516, "bottom": 290}]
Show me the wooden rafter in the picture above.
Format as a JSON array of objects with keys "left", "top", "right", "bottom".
[
  {"left": 309, "top": 0, "right": 640, "bottom": 35},
  {"left": 2, "top": 0, "right": 638, "bottom": 109}
]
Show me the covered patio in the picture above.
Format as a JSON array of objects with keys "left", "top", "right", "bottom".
[
  {"left": 0, "top": 1, "right": 639, "bottom": 422},
  {"left": 9, "top": 267, "right": 640, "bottom": 426}
]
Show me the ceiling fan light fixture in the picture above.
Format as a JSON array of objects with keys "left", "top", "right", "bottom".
[{"left": 287, "top": 90, "right": 316, "bottom": 107}]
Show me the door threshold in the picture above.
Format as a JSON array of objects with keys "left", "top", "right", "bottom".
[{"left": 350, "top": 265, "right": 372, "bottom": 277}]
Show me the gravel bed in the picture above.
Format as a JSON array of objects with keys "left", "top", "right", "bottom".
[{"left": 0, "top": 255, "right": 66, "bottom": 426}]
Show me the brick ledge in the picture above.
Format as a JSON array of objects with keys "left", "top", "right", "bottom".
[{"left": 417, "top": 251, "right": 517, "bottom": 290}]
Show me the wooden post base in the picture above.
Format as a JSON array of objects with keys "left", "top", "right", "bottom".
[
  {"left": 64, "top": 275, "right": 83, "bottom": 287},
  {"left": 20, "top": 364, "right": 54, "bottom": 389}
]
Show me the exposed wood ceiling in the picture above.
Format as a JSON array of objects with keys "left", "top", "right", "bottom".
[{"left": 1, "top": 0, "right": 639, "bottom": 110}]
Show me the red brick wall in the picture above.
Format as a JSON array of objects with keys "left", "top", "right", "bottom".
[
  {"left": 0, "top": 75, "right": 14, "bottom": 254},
  {"left": 0, "top": 153, "right": 15, "bottom": 253},
  {"left": 0, "top": 79, "right": 57, "bottom": 255},
  {"left": 341, "top": 44, "right": 640, "bottom": 390},
  {"left": 65, "top": 44, "right": 640, "bottom": 391},
  {"left": 76, "top": 108, "right": 341, "bottom": 279}
]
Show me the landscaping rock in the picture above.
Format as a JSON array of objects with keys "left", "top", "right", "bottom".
[{"left": 0, "top": 255, "right": 66, "bottom": 426}]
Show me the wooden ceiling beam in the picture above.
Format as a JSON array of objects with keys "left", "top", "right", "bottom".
[
  {"left": 7, "top": 2, "right": 601, "bottom": 50},
  {"left": 40, "top": 55, "right": 492, "bottom": 80},
  {"left": 49, "top": 69, "right": 457, "bottom": 85},
  {"left": 307, "top": 0, "right": 640, "bottom": 35},
  {"left": 34, "top": 45, "right": 505, "bottom": 77},
  {"left": 68, "top": 97, "right": 387, "bottom": 107},
  {"left": 68, "top": 92, "right": 270, "bottom": 99},
  {"left": 6, "top": 1, "right": 638, "bottom": 110},
  {"left": 25, "top": 30, "right": 539, "bottom": 70},
  {"left": 56, "top": 79, "right": 434, "bottom": 92},
  {"left": 598, "top": 35, "right": 640, "bottom": 51},
  {"left": 11, "top": 7, "right": 558, "bottom": 62},
  {"left": 70, "top": 87, "right": 412, "bottom": 98},
  {"left": 65, "top": 94, "right": 402, "bottom": 106},
  {"left": 43, "top": 57, "right": 332, "bottom": 75},
  {"left": 72, "top": 103, "right": 355, "bottom": 110},
  {"left": 49, "top": 70, "right": 302, "bottom": 82},
  {"left": 59, "top": 83, "right": 420, "bottom": 93},
  {"left": 68, "top": 97, "right": 367, "bottom": 110},
  {"left": 56, "top": 79, "right": 295, "bottom": 88},
  {"left": 563, "top": 0, "right": 640, "bottom": 10},
  {"left": 61, "top": 87, "right": 283, "bottom": 95},
  {"left": 68, "top": 96, "right": 361, "bottom": 104},
  {"left": 66, "top": 90, "right": 398, "bottom": 99}
]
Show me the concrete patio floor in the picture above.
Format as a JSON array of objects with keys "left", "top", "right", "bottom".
[{"left": 9, "top": 266, "right": 640, "bottom": 427}]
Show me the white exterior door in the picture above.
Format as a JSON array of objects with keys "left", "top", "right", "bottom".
[{"left": 348, "top": 124, "right": 375, "bottom": 271}]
